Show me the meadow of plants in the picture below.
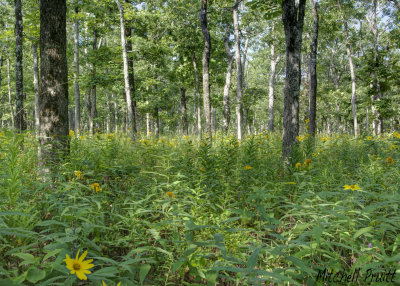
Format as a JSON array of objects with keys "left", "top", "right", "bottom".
[{"left": 0, "top": 130, "right": 399, "bottom": 285}]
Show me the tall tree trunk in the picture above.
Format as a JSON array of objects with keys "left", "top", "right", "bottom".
[
  {"left": 106, "top": 93, "right": 111, "bottom": 133},
  {"left": 268, "top": 43, "right": 281, "bottom": 132},
  {"left": 32, "top": 43, "right": 40, "bottom": 132},
  {"left": 223, "top": 25, "right": 233, "bottom": 133},
  {"left": 308, "top": 0, "right": 319, "bottom": 136},
  {"left": 90, "top": 28, "right": 97, "bottom": 134},
  {"left": 7, "top": 57, "right": 15, "bottom": 128},
  {"left": 113, "top": 93, "right": 118, "bottom": 132},
  {"left": 14, "top": 0, "right": 26, "bottom": 131},
  {"left": 180, "top": 87, "right": 188, "bottom": 135},
  {"left": 233, "top": 1, "right": 243, "bottom": 140},
  {"left": 74, "top": 7, "right": 80, "bottom": 135},
  {"left": 200, "top": 0, "right": 212, "bottom": 139},
  {"left": 146, "top": 100, "right": 150, "bottom": 137},
  {"left": 115, "top": 0, "right": 134, "bottom": 138},
  {"left": 281, "top": 0, "right": 306, "bottom": 159},
  {"left": 371, "top": 0, "right": 382, "bottom": 135},
  {"left": 192, "top": 53, "right": 202, "bottom": 135},
  {"left": 0, "top": 54, "right": 3, "bottom": 128},
  {"left": 125, "top": 21, "right": 138, "bottom": 135},
  {"left": 38, "top": 0, "right": 69, "bottom": 174},
  {"left": 338, "top": 0, "right": 358, "bottom": 137}
]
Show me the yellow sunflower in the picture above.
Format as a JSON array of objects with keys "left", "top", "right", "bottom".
[
  {"left": 343, "top": 184, "right": 361, "bottom": 191},
  {"left": 64, "top": 249, "right": 94, "bottom": 280}
]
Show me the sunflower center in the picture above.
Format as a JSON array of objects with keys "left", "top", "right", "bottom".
[{"left": 73, "top": 262, "right": 81, "bottom": 271}]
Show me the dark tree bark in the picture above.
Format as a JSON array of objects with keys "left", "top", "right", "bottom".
[
  {"left": 0, "top": 54, "right": 3, "bottom": 127},
  {"left": 233, "top": 1, "right": 243, "bottom": 140},
  {"left": 154, "top": 106, "right": 160, "bottom": 137},
  {"left": 38, "top": 0, "right": 69, "bottom": 173},
  {"left": 180, "top": 87, "right": 188, "bottom": 135},
  {"left": 201, "top": 0, "right": 212, "bottom": 139},
  {"left": 308, "top": 0, "right": 319, "bottom": 136},
  {"left": 281, "top": 0, "right": 306, "bottom": 159},
  {"left": 223, "top": 25, "right": 233, "bottom": 134},
  {"left": 74, "top": 6, "right": 80, "bottom": 135},
  {"left": 14, "top": 0, "right": 26, "bottom": 131},
  {"left": 192, "top": 52, "right": 202, "bottom": 135},
  {"left": 32, "top": 43, "right": 40, "bottom": 132}
]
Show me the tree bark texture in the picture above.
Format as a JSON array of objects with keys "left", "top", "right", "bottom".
[
  {"left": 14, "top": 0, "right": 26, "bottom": 131},
  {"left": 233, "top": 2, "right": 243, "bottom": 140},
  {"left": 38, "top": 0, "right": 69, "bottom": 173},
  {"left": 74, "top": 7, "right": 81, "bottom": 135},
  {"left": 308, "top": 0, "right": 319, "bottom": 136},
  {"left": 281, "top": 0, "right": 306, "bottom": 159},
  {"left": 125, "top": 23, "right": 138, "bottom": 135},
  {"left": 201, "top": 0, "right": 212, "bottom": 138},
  {"left": 6, "top": 57, "right": 15, "bottom": 128}
]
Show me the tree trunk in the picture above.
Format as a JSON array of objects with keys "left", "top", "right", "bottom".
[
  {"left": 38, "top": 0, "right": 69, "bottom": 174},
  {"left": 32, "top": 43, "right": 40, "bottom": 133},
  {"left": 113, "top": 93, "right": 118, "bottom": 132},
  {"left": 115, "top": 0, "right": 134, "bottom": 138},
  {"left": 223, "top": 25, "right": 233, "bottom": 133},
  {"left": 146, "top": 100, "right": 150, "bottom": 137},
  {"left": 0, "top": 54, "right": 3, "bottom": 128},
  {"left": 14, "top": 0, "right": 26, "bottom": 131},
  {"left": 308, "top": 0, "right": 319, "bottom": 137},
  {"left": 268, "top": 44, "right": 281, "bottom": 132},
  {"left": 192, "top": 52, "right": 202, "bottom": 135},
  {"left": 233, "top": 2, "right": 243, "bottom": 140},
  {"left": 338, "top": 0, "right": 358, "bottom": 137},
  {"left": 7, "top": 57, "right": 15, "bottom": 128},
  {"left": 201, "top": 0, "right": 212, "bottom": 139},
  {"left": 90, "top": 28, "right": 97, "bottom": 134},
  {"left": 180, "top": 87, "right": 188, "bottom": 135},
  {"left": 125, "top": 22, "right": 138, "bottom": 135},
  {"left": 281, "top": 0, "right": 306, "bottom": 159},
  {"left": 74, "top": 7, "right": 80, "bottom": 135}
]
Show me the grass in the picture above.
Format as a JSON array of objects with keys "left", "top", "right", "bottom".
[{"left": 0, "top": 130, "right": 399, "bottom": 285}]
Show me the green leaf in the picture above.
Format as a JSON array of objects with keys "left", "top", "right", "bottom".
[
  {"left": 14, "top": 253, "right": 36, "bottom": 265},
  {"left": 42, "top": 249, "right": 62, "bottom": 262},
  {"left": 246, "top": 247, "right": 261, "bottom": 269},
  {"left": 172, "top": 258, "right": 186, "bottom": 272},
  {"left": 206, "top": 270, "right": 218, "bottom": 286},
  {"left": 139, "top": 264, "right": 151, "bottom": 285},
  {"left": 26, "top": 267, "right": 46, "bottom": 283},
  {"left": 353, "top": 227, "right": 373, "bottom": 239}
]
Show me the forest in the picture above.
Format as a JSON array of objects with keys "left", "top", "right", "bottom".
[{"left": 0, "top": 0, "right": 399, "bottom": 285}]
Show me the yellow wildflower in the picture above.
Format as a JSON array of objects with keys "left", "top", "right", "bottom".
[
  {"left": 321, "top": 137, "right": 328, "bottom": 142},
  {"left": 74, "top": 171, "right": 83, "bottom": 180},
  {"left": 367, "top": 136, "right": 373, "bottom": 141},
  {"left": 303, "top": 158, "right": 312, "bottom": 166},
  {"left": 166, "top": 191, "right": 175, "bottom": 198},
  {"left": 343, "top": 184, "right": 361, "bottom": 191},
  {"left": 390, "top": 145, "right": 397, "bottom": 150},
  {"left": 90, "top": 183, "right": 102, "bottom": 192},
  {"left": 0, "top": 132, "right": 4, "bottom": 136},
  {"left": 393, "top": 132, "right": 400, "bottom": 139},
  {"left": 386, "top": 157, "right": 394, "bottom": 165},
  {"left": 295, "top": 162, "right": 301, "bottom": 169},
  {"left": 102, "top": 282, "right": 121, "bottom": 286},
  {"left": 312, "top": 153, "right": 317, "bottom": 157},
  {"left": 200, "top": 166, "right": 205, "bottom": 172},
  {"left": 64, "top": 249, "right": 94, "bottom": 280},
  {"left": 296, "top": 135, "right": 304, "bottom": 142},
  {"left": 305, "top": 118, "right": 310, "bottom": 124},
  {"left": 244, "top": 165, "right": 252, "bottom": 170},
  {"left": 69, "top": 130, "right": 75, "bottom": 137},
  {"left": 184, "top": 135, "right": 189, "bottom": 140}
]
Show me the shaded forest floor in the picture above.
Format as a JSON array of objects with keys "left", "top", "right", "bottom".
[{"left": 0, "top": 131, "right": 399, "bottom": 285}]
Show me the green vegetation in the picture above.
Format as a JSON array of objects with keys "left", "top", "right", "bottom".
[{"left": 0, "top": 130, "right": 399, "bottom": 285}]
